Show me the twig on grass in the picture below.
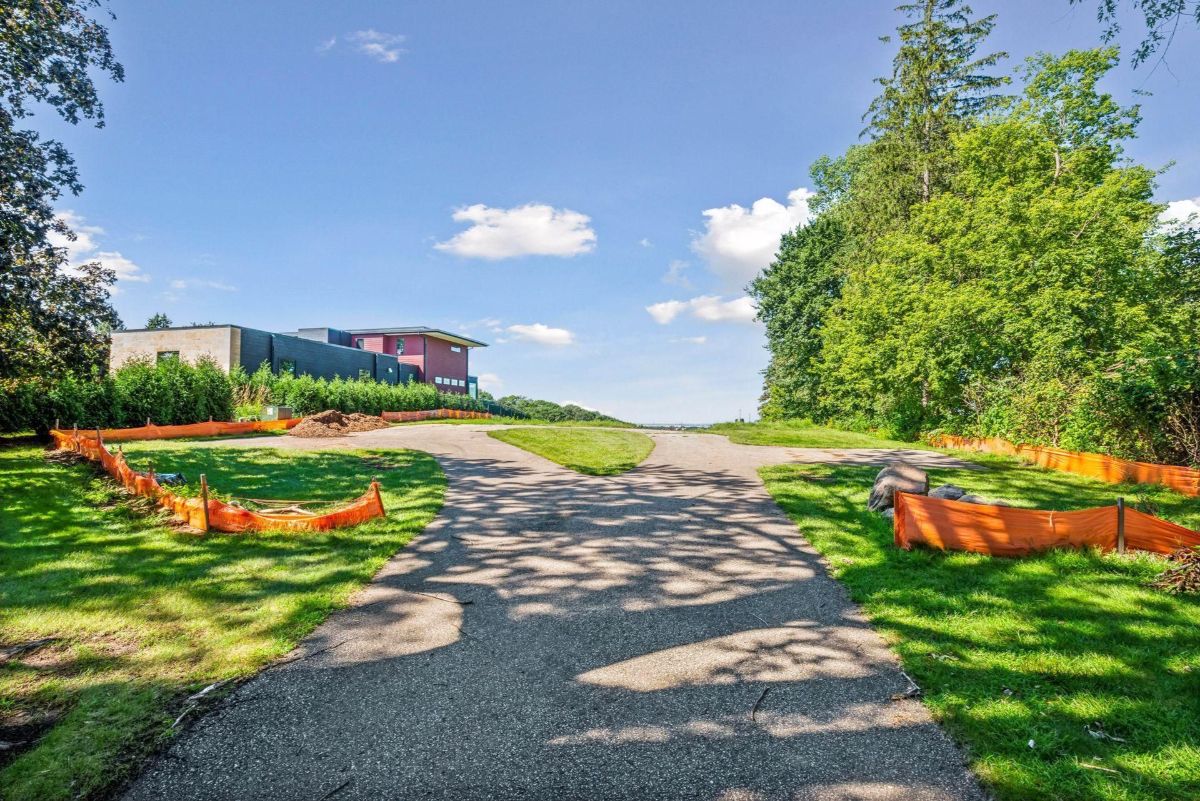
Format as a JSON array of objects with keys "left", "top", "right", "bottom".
[{"left": 0, "top": 637, "right": 59, "bottom": 663}]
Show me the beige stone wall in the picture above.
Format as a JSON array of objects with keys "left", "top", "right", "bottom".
[{"left": 109, "top": 327, "right": 236, "bottom": 372}]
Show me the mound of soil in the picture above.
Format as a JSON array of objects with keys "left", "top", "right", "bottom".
[{"left": 288, "top": 410, "right": 389, "bottom": 438}]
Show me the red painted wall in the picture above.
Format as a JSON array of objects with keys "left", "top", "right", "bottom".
[
  {"left": 348, "top": 332, "right": 468, "bottom": 391},
  {"left": 423, "top": 336, "right": 469, "bottom": 394}
]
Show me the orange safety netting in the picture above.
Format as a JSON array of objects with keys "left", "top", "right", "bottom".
[
  {"left": 893, "top": 491, "right": 1200, "bottom": 557},
  {"left": 52, "top": 426, "right": 385, "bottom": 534},
  {"left": 51, "top": 418, "right": 300, "bottom": 448},
  {"left": 380, "top": 409, "right": 492, "bottom": 422},
  {"left": 931, "top": 434, "right": 1200, "bottom": 498}
]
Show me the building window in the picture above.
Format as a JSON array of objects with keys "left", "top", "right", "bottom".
[
  {"left": 450, "top": 345, "right": 461, "bottom": 353},
  {"left": 396, "top": 339, "right": 405, "bottom": 355},
  {"left": 354, "top": 338, "right": 364, "bottom": 349},
  {"left": 280, "top": 358, "right": 297, "bottom": 376},
  {"left": 156, "top": 351, "right": 179, "bottom": 364}
]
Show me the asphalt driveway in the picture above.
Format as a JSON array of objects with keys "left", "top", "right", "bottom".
[{"left": 122, "top": 427, "right": 985, "bottom": 801}]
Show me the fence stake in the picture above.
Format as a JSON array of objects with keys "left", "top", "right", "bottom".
[
  {"left": 146, "top": 416, "right": 152, "bottom": 428},
  {"left": 72, "top": 424, "right": 78, "bottom": 452},
  {"left": 1116, "top": 497, "right": 1125, "bottom": 555},
  {"left": 199, "top": 474, "right": 211, "bottom": 533}
]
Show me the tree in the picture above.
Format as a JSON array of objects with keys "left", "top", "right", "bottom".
[
  {"left": 864, "top": 0, "right": 1008, "bottom": 208},
  {"left": 1071, "top": 0, "right": 1199, "bottom": 67},
  {"left": 145, "top": 313, "right": 173, "bottom": 330},
  {"left": 749, "top": 215, "right": 846, "bottom": 419},
  {"left": 0, "top": 0, "right": 125, "bottom": 379}
]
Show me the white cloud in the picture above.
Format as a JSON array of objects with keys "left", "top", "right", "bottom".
[
  {"left": 478, "top": 372, "right": 504, "bottom": 393},
  {"left": 663, "top": 259, "right": 692, "bottom": 288},
  {"left": 1161, "top": 196, "right": 1200, "bottom": 228},
  {"left": 672, "top": 336, "right": 708, "bottom": 345},
  {"left": 639, "top": 238, "right": 653, "bottom": 248},
  {"left": 49, "top": 211, "right": 148, "bottom": 288},
  {"left": 646, "top": 295, "right": 756, "bottom": 325},
  {"left": 346, "top": 30, "right": 406, "bottom": 63},
  {"left": 169, "top": 278, "right": 237, "bottom": 291},
  {"left": 316, "top": 35, "right": 337, "bottom": 54},
  {"left": 506, "top": 323, "right": 576, "bottom": 347},
  {"left": 435, "top": 203, "right": 596, "bottom": 260},
  {"left": 691, "top": 188, "right": 814, "bottom": 286},
  {"left": 560, "top": 400, "right": 598, "bottom": 411}
]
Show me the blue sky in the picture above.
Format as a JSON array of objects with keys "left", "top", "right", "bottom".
[{"left": 46, "top": 1, "right": 1200, "bottom": 423}]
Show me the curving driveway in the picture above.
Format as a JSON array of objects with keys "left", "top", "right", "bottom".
[{"left": 123, "top": 427, "right": 984, "bottom": 801}]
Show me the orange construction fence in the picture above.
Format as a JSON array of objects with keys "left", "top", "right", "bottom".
[
  {"left": 930, "top": 434, "right": 1200, "bottom": 498},
  {"left": 50, "top": 418, "right": 300, "bottom": 447},
  {"left": 51, "top": 426, "right": 385, "bottom": 534},
  {"left": 894, "top": 491, "right": 1200, "bottom": 557},
  {"left": 381, "top": 409, "right": 492, "bottom": 423}
]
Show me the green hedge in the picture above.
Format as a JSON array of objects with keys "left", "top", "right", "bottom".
[{"left": 0, "top": 359, "right": 499, "bottom": 434}]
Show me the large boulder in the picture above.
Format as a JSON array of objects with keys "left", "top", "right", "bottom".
[
  {"left": 958, "top": 494, "right": 1012, "bottom": 507},
  {"left": 867, "top": 460, "right": 929, "bottom": 512},
  {"left": 929, "top": 483, "right": 967, "bottom": 501}
]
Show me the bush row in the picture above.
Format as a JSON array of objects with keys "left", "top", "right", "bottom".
[{"left": 0, "top": 359, "right": 501, "bottom": 434}]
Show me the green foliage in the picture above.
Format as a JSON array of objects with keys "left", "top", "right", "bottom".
[
  {"left": 0, "top": 0, "right": 125, "bottom": 380},
  {"left": 494, "top": 395, "right": 622, "bottom": 423},
  {"left": 143, "top": 313, "right": 172, "bottom": 330},
  {"left": 1071, "top": 0, "right": 1200, "bottom": 67},
  {"left": 756, "top": 19, "right": 1200, "bottom": 462}
]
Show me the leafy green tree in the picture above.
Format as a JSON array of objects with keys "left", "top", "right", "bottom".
[
  {"left": 749, "top": 216, "right": 846, "bottom": 419},
  {"left": 0, "top": 0, "right": 124, "bottom": 379},
  {"left": 820, "top": 49, "right": 1163, "bottom": 438},
  {"left": 145, "top": 313, "right": 173, "bottom": 330}
]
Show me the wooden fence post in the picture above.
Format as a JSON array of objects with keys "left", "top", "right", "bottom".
[
  {"left": 199, "top": 474, "right": 211, "bottom": 532},
  {"left": 1116, "top": 497, "right": 1125, "bottom": 555}
]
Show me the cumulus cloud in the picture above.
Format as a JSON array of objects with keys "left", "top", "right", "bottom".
[
  {"left": 346, "top": 30, "right": 406, "bottom": 62},
  {"left": 506, "top": 323, "right": 576, "bottom": 346},
  {"left": 49, "top": 211, "right": 148, "bottom": 289},
  {"left": 691, "top": 188, "right": 814, "bottom": 286},
  {"left": 435, "top": 203, "right": 596, "bottom": 260},
  {"left": 315, "top": 35, "right": 337, "bottom": 54},
  {"left": 663, "top": 259, "right": 692, "bottom": 288},
  {"left": 646, "top": 295, "right": 756, "bottom": 325},
  {"left": 477, "top": 372, "right": 504, "bottom": 393},
  {"left": 639, "top": 238, "right": 653, "bottom": 248},
  {"left": 1161, "top": 196, "right": 1200, "bottom": 228}
]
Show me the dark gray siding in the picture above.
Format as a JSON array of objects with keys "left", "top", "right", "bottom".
[{"left": 235, "top": 327, "right": 400, "bottom": 384}]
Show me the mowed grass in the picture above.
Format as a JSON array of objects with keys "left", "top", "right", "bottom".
[
  {"left": 0, "top": 443, "right": 444, "bottom": 801},
  {"left": 706, "top": 419, "right": 925, "bottom": 449},
  {"left": 391, "top": 416, "right": 637, "bottom": 429},
  {"left": 760, "top": 455, "right": 1200, "bottom": 801},
  {"left": 487, "top": 427, "right": 655, "bottom": 475}
]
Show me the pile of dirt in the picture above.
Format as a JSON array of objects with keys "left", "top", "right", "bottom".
[
  {"left": 288, "top": 410, "right": 389, "bottom": 438},
  {"left": 1150, "top": 547, "right": 1200, "bottom": 594}
]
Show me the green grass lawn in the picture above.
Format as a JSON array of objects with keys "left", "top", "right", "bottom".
[
  {"left": 706, "top": 419, "right": 924, "bottom": 449},
  {"left": 392, "top": 416, "right": 637, "bottom": 428},
  {"left": 0, "top": 442, "right": 444, "bottom": 801},
  {"left": 760, "top": 455, "right": 1200, "bottom": 801},
  {"left": 487, "top": 427, "right": 655, "bottom": 475}
]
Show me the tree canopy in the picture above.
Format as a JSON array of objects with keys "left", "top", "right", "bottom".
[
  {"left": 0, "top": 0, "right": 124, "bottom": 379},
  {"left": 752, "top": 0, "right": 1200, "bottom": 464}
]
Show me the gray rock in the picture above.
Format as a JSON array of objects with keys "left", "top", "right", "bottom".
[
  {"left": 928, "top": 483, "right": 966, "bottom": 501},
  {"left": 958, "top": 494, "right": 1012, "bottom": 507},
  {"left": 880, "top": 508, "right": 895, "bottom": 523},
  {"left": 867, "top": 459, "right": 929, "bottom": 512}
]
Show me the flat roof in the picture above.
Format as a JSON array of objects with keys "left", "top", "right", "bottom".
[{"left": 344, "top": 327, "right": 488, "bottom": 348}]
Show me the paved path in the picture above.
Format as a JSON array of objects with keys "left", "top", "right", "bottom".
[{"left": 124, "top": 427, "right": 985, "bottom": 801}]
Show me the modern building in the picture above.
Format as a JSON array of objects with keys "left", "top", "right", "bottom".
[{"left": 109, "top": 324, "right": 487, "bottom": 395}]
